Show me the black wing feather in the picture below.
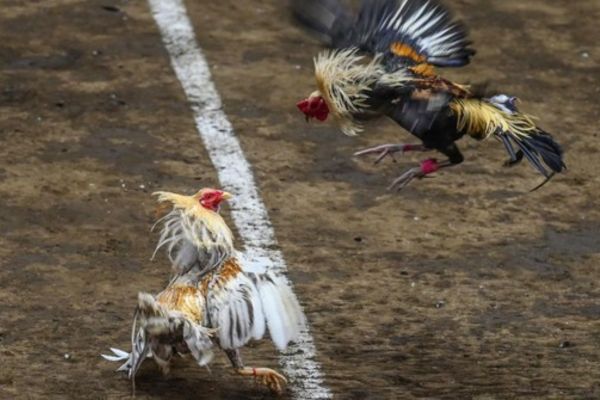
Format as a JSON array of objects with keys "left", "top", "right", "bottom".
[
  {"left": 354, "top": 0, "right": 475, "bottom": 67},
  {"left": 291, "top": 0, "right": 476, "bottom": 68}
]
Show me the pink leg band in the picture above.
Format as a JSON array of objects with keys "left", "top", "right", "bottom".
[{"left": 420, "top": 158, "right": 439, "bottom": 175}]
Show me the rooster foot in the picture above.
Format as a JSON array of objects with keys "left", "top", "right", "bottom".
[
  {"left": 238, "top": 367, "right": 287, "bottom": 394},
  {"left": 354, "top": 143, "right": 426, "bottom": 165},
  {"left": 389, "top": 158, "right": 439, "bottom": 191}
]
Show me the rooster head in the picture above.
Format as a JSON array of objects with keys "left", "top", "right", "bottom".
[
  {"left": 195, "top": 188, "right": 232, "bottom": 212},
  {"left": 297, "top": 91, "right": 329, "bottom": 122}
]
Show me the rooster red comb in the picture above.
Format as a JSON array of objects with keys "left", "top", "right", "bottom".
[{"left": 297, "top": 95, "right": 330, "bottom": 121}]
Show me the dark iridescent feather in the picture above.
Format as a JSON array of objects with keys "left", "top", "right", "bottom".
[
  {"left": 354, "top": 0, "right": 475, "bottom": 68},
  {"left": 499, "top": 132, "right": 521, "bottom": 165},
  {"left": 502, "top": 131, "right": 565, "bottom": 178},
  {"left": 514, "top": 138, "right": 551, "bottom": 177},
  {"left": 291, "top": 0, "right": 476, "bottom": 69},
  {"left": 523, "top": 132, "right": 566, "bottom": 173}
]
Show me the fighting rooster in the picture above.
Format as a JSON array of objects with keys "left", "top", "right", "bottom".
[
  {"left": 103, "top": 188, "right": 305, "bottom": 394},
  {"left": 293, "top": 0, "right": 566, "bottom": 190}
]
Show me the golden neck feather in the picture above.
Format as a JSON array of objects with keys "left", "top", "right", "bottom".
[
  {"left": 153, "top": 191, "right": 234, "bottom": 253},
  {"left": 313, "top": 48, "right": 411, "bottom": 136}
]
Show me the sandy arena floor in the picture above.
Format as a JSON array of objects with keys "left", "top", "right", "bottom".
[{"left": 1, "top": 0, "right": 600, "bottom": 398}]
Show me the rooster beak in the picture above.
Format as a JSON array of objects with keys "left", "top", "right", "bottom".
[
  {"left": 305, "top": 115, "right": 310, "bottom": 123},
  {"left": 221, "top": 191, "right": 232, "bottom": 200}
]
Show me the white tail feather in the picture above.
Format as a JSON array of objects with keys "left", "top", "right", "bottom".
[
  {"left": 101, "top": 348, "right": 129, "bottom": 362},
  {"left": 101, "top": 348, "right": 132, "bottom": 372},
  {"left": 256, "top": 272, "right": 306, "bottom": 351}
]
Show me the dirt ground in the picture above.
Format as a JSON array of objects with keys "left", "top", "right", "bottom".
[{"left": 1, "top": 0, "right": 600, "bottom": 399}]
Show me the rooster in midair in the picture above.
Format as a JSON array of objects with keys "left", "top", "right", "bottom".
[
  {"left": 292, "top": 0, "right": 566, "bottom": 190},
  {"left": 103, "top": 188, "right": 305, "bottom": 394}
]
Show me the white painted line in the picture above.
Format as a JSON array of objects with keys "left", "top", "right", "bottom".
[{"left": 147, "top": 1, "right": 332, "bottom": 399}]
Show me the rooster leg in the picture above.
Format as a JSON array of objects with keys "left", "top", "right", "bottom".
[
  {"left": 388, "top": 158, "right": 454, "bottom": 191},
  {"left": 224, "top": 349, "right": 287, "bottom": 394},
  {"left": 389, "top": 144, "right": 464, "bottom": 191},
  {"left": 354, "top": 143, "right": 430, "bottom": 164}
]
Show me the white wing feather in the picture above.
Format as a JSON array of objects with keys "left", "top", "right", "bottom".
[{"left": 208, "top": 271, "right": 266, "bottom": 350}]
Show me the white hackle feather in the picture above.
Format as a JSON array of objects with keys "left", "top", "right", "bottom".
[
  {"left": 314, "top": 48, "right": 412, "bottom": 136},
  {"left": 152, "top": 191, "right": 234, "bottom": 275},
  {"left": 314, "top": 48, "right": 384, "bottom": 135}
]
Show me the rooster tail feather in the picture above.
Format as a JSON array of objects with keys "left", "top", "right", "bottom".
[
  {"left": 503, "top": 130, "right": 566, "bottom": 178},
  {"left": 101, "top": 348, "right": 132, "bottom": 372},
  {"left": 451, "top": 98, "right": 566, "bottom": 179},
  {"left": 521, "top": 131, "right": 566, "bottom": 174},
  {"left": 254, "top": 271, "right": 306, "bottom": 351}
]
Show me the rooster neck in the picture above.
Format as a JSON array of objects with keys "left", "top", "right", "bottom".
[{"left": 314, "top": 48, "right": 385, "bottom": 136}]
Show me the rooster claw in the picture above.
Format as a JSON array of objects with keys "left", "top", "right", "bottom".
[
  {"left": 238, "top": 367, "right": 287, "bottom": 394},
  {"left": 259, "top": 369, "right": 287, "bottom": 394},
  {"left": 388, "top": 159, "right": 440, "bottom": 191},
  {"left": 354, "top": 144, "right": 410, "bottom": 165},
  {"left": 387, "top": 167, "right": 425, "bottom": 191}
]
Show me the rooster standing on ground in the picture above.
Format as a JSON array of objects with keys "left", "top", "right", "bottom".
[
  {"left": 103, "top": 188, "right": 305, "bottom": 394},
  {"left": 293, "top": 0, "right": 566, "bottom": 190}
]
